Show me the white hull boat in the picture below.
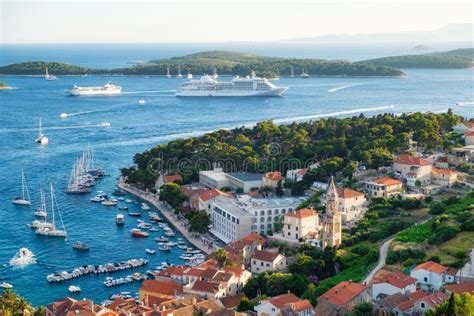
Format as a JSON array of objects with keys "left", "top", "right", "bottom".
[{"left": 12, "top": 169, "right": 31, "bottom": 206}]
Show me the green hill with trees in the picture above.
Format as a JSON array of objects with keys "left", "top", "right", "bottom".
[
  {"left": 0, "top": 50, "right": 404, "bottom": 77},
  {"left": 361, "top": 48, "right": 474, "bottom": 69}
]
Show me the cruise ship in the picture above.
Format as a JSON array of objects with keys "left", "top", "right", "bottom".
[
  {"left": 175, "top": 73, "right": 288, "bottom": 97},
  {"left": 66, "top": 82, "right": 122, "bottom": 96}
]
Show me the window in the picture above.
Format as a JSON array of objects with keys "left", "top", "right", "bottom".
[
  {"left": 421, "top": 303, "right": 425, "bottom": 308},
  {"left": 424, "top": 277, "right": 428, "bottom": 282},
  {"left": 267, "top": 209, "right": 272, "bottom": 215}
]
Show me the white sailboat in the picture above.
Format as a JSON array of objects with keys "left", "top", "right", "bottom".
[
  {"left": 34, "top": 189, "right": 48, "bottom": 218},
  {"left": 300, "top": 68, "right": 309, "bottom": 78},
  {"left": 36, "top": 118, "right": 49, "bottom": 145},
  {"left": 12, "top": 169, "right": 31, "bottom": 206},
  {"left": 45, "top": 68, "right": 58, "bottom": 81},
  {"left": 176, "top": 65, "right": 183, "bottom": 78},
  {"left": 166, "top": 67, "right": 171, "bottom": 78},
  {"left": 290, "top": 66, "right": 295, "bottom": 78},
  {"left": 36, "top": 183, "right": 67, "bottom": 238}
]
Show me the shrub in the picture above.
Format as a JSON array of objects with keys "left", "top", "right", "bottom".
[
  {"left": 395, "top": 223, "right": 432, "bottom": 242},
  {"left": 403, "top": 258, "right": 417, "bottom": 267},
  {"left": 428, "top": 225, "right": 459, "bottom": 245},
  {"left": 351, "top": 244, "right": 370, "bottom": 256},
  {"left": 430, "top": 202, "right": 446, "bottom": 215},
  {"left": 428, "top": 255, "right": 441, "bottom": 263}
]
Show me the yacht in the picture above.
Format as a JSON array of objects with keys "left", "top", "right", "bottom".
[
  {"left": 66, "top": 82, "right": 122, "bottom": 96},
  {"left": 45, "top": 68, "right": 58, "bottom": 81},
  {"left": 187, "top": 72, "right": 193, "bottom": 79},
  {"left": 35, "top": 183, "right": 67, "bottom": 238},
  {"left": 68, "top": 285, "right": 81, "bottom": 293},
  {"left": 34, "top": 189, "right": 48, "bottom": 217},
  {"left": 73, "top": 241, "right": 89, "bottom": 251},
  {"left": 59, "top": 113, "right": 68, "bottom": 119},
  {"left": 176, "top": 65, "right": 183, "bottom": 78},
  {"left": 141, "top": 203, "right": 151, "bottom": 211},
  {"left": 36, "top": 117, "right": 49, "bottom": 145},
  {"left": 9, "top": 248, "right": 36, "bottom": 266},
  {"left": 176, "top": 72, "right": 288, "bottom": 97},
  {"left": 116, "top": 213, "right": 125, "bottom": 225},
  {"left": 300, "top": 69, "right": 309, "bottom": 78},
  {"left": 0, "top": 283, "right": 13, "bottom": 289},
  {"left": 12, "top": 169, "right": 31, "bottom": 206}
]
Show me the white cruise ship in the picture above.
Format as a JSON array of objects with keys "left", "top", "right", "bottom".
[
  {"left": 175, "top": 73, "right": 288, "bottom": 97},
  {"left": 66, "top": 82, "right": 122, "bottom": 96}
]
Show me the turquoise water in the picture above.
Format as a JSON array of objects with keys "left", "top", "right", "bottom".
[{"left": 0, "top": 68, "right": 473, "bottom": 305}]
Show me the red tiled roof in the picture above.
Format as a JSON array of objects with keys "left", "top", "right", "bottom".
[
  {"left": 409, "top": 290, "right": 428, "bottom": 300},
  {"left": 268, "top": 293, "right": 301, "bottom": 309},
  {"left": 264, "top": 171, "right": 284, "bottom": 181},
  {"left": 157, "top": 266, "right": 187, "bottom": 277},
  {"left": 296, "top": 168, "right": 308, "bottom": 176},
  {"left": 318, "top": 281, "right": 368, "bottom": 306},
  {"left": 252, "top": 250, "right": 282, "bottom": 262},
  {"left": 419, "top": 292, "right": 447, "bottom": 308},
  {"left": 446, "top": 267, "right": 458, "bottom": 276},
  {"left": 287, "top": 299, "right": 313, "bottom": 312},
  {"left": 219, "top": 293, "right": 245, "bottom": 309},
  {"left": 164, "top": 174, "right": 183, "bottom": 183},
  {"left": 462, "top": 122, "right": 474, "bottom": 128},
  {"left": 140, "top": 280, "right": 182, "bottom": 296},
  {"left": 445, "top": 281, "right": 474, "bottom": 295},
  {"left": 433, "top": 168, "right": 459, "bottom": 176},
  {"left": 240, "top": 232, "right": 266, "bottom": 244},
  {"left": 465, "top": 131, "right": 474, "bottom": 137},
  {"left": 337, "top": 187, "right": 364, "bottom": 199},
  {"left": 412, "top": 261, "right": 447, "bottom": 274},
  {"left": 372, "top": 177, "right": 402, "bottom": 186},
  {"left": 394, "top": 154, "right": 432, "bottom": 166},
  {"left": 373, "top": 272, "right": 417, "bottom": 289},
  {"left": 222, "top": 266, "right": 245, "bottom": 277},
  {"left": 397, "top": 300, "right": 415, "bottom": 312},
  {"left": 246, "top": 191, "right": 260, "bottom": 198},
  {"left": 197, "top": 259, "right": 219, "bottom": 269},
  {"left": 184, "top": 267, "right": 206, "bottom": 277},
  {"left": 285, "top": 208, "right": 318, "bottom": 219},
  {"left": 191, "top": 280, "right": 220, "bottom": 294},
  {"left": 200, "top": 189, "right": 229, "bottom": 202},
  {"left": 211, "top": 272, "right": 234, "bottom": 282},
  {"left": 47, "top": 298, "right": 97, "bottom": 316}
]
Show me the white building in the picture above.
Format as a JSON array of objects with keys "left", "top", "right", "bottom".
[
  {"left": 365, "top": 177, "right": 403, "bottom": 198},
  {"left": 336, "top": 187, "right": 366, "bottom": 223},
  {"left": 453, "top": 122, "right": 474, "bottom": 134},
  {"left": 286, "top": 168, "right": 308, "bottom": 183},
  {"left": 250, "top": 250, "right": 287, "bottom": 274},
  {"left": 393, "top": 155, "right": 433, "bottom": 187},
  {"left": 199, "top": 168, "right": 229, "bottom": 189},
  {"left": 210, "top": 195, "right": 307, "bottom": 243},
  {"left": 410, "top": 261, "right": 447, "bottom": 292},
  {"left": 199, "top": 168, "right": 263, "bottom": 193},
  {"left": 254, "top": 293, "right": 311, "bottom": 316},
  {"left": 372, "top": 272, "right": 417, "bottom": 300},
  {"left": 282, "top": 208, "right": 321, "bottom": 242}
]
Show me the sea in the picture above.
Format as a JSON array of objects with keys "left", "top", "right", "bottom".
[{"left": 0, "top": 43, "right": 473, "bottom": 306}]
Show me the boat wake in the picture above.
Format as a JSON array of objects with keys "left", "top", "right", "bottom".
[
  {"left": 457, "top": 101, "right": 474, "bottom": 107},
  {"left": 273, "top": 105, "right": 395, "bottom": 124},
  {"left": 9, "top": 248, "right": 36, "bottom": 267},
  {"left": 328, "top": 83, "right": 366, "bottom": 93}
]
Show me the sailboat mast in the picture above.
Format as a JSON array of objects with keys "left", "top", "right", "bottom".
[
  {"left": 50, "top": 183, "right": 56, "bottom": 229},
  {"left": 38, "top": 118, "right": 42, "bottom": 137}
]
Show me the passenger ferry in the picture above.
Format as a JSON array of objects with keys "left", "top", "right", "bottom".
[
  {"left": 175, "top": 72, "right": 288, "bottom": 97},
  {"left": 66, "top": 82, "right": 122, "bottom": 96}
]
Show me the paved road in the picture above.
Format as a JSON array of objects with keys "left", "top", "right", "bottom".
[{"left": 362, "top": 237, "right": 394, "bottom": 285}]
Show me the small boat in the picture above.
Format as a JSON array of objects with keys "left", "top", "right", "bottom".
[
  {"left": 112, "top": 188, "right": 126, "bottom": 196},
  {"left": 9, "top": 248, "right": 36, "bottom": 266},
  {"left": 300, "top": 69, "right": 309, "bottom": 78},
  {"left": 187, "top": 72, "right": 193, "bottom": 79},
  {"left": 73, "top": 241, "right": 89, "bottom": 251},
  {"left": 36, "top": 118, "right": 49, "bottom": 145},
  {"left": 118, "top": 206, "right": 128, "bottom": 211},
  {"left": 68, "top": 285, "right": 81, "bottom": 293},
  {"left": 59, "top": 113, "right": 68, "bottom": 119},
  {"left": 158, "top": 245, "right": 171, "bottom": 251},
  {"left": 12, "top": 169, "right": 31, "bottom": 206},
  {"left": 176, "top": 65, "right": 183, "bottom": 78},
  {"left": 117, "top": 197, "right": 125, "bottom": 201},
  {"left": 141, "top": 203, "right": 151, "bottom": 211},
  {"left": 137, "top": 222, "right": 152, "bottom": 230},
  {"left": 91, "top": 196, "right": 103, "bottom": 202},
  {"left": 131, "top": 229, "right": 148, "bottom": 238},
  {"left": 101, "top": 199, "right": 117, "bottom": 206},
  {"left": 34, "top": 189, "right": 48, "bottom": 217},
  {"left": 128, "top": 212, "right": 141, "bottom": 217},
  {"left": 164, "top": 230, "right": 176, "bottom": 237},
  {"left": 0, "top": 282, "right": 13, "bottom": 289},
  {"left": 45, "top": 68, "right": 58, "bottom": 81},
  {"left": 138, "top": 99, "right": 146, "bottom": 105},
  {"left": 116, "top": 214, "right": 125, "bottom": 225},
  {"left": 166, "top": 67, "right": 171, "bottom": 78},
  {"left": 145, "top": 249, "right": 156, "bottom": 255},
  {"left": 155, "top": 236, "right": 168, "bottom": 242},
  {"left": 99, "top": 122, "right": 111, "bottom": 127},
  {"left": 148, "top": 227, "right": 159, "bottom": 232},
  {"left": 178, "top": 245, "right": 188, "bottom": 250},
  {"left": 125, "top": 199, "right": 133, "bottom": 203}
]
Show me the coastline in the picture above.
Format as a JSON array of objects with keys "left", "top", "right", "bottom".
[{"left": 117, "top": 178, "right": 214, "bottom": 255}]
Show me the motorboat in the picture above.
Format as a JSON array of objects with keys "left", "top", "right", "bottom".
[
  {"left": 155, "top": 236, "right": 168, "bottom": 242},
  {"left": 9, "top": 248, "right": 36, "bottom": 266},
  {"left": 0, "top": 282, "right": 13, "bottom": 289},
  {"left": 164, "top": 230, "right": 176, "bottom": 237},
  {"left": 128, "top": 211, "right": 141, "bottom": 217},
  {"left": 125, "top": 199, "right": 133, "bottom": 203},
  {"left": 45, "top": 68, "right": 58, "bottom": 81},
  {"left": 36, "top": 118, "right": 49, "bottom": 145},
  {"left": 158, "top": 245, "right": 171, "bottom": 251},
  {"left": 12, "top": 169, "right": 31, "bottom": 206},
  {"left": 141, "top": 203, "right": 151, "bottom": 210},
  {"left": 145, "top": 249, "right": 156, "bottom": 255},
  {"left": 118, "top": 206, "right": 129, "bottom": 211},
  {"left": 149, "top": 227, "right": 159, "bottom": 232},
  {"left": 138, "top": 99, "right": 146, "bottom": 105},
  {"left": 68, "top": 285, "right": 81, "bottom": 293},
  {"left": 91, "top": 196, "right": 103, "bottom": 202},
  {"left": 116, "top": 214, "right": 125, "bottom": 225},
  {"left": 73, "top": 241, "right": 89, "bottom": 251},
  {"left": 99, "top": 121, "right": 111, "bottom": 127},
  {"left": 137, "top": 222, "right": 152, "bottom": 230},
  {"left": 101, "top": 199, "right": 118, "bottom": 206},
  {"left": 131, "top": 229, "right": 148, "bottom": 238},
  {"left": 300, "top": 69, "right": 309, "bottom": 78},
  {"left": 112, "top": 188, "right": 126, "bottom": 195},
  {"left": 59, "top": 113, "right": 68, "bottom": 119}
]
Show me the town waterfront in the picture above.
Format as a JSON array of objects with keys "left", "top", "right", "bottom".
[{"left": 0, "top": 67, "right": 472, "bottom": 305}]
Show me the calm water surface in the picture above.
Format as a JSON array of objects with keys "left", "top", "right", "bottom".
[{"left": 0, "top": 68, "right": 473, "bottom": 305}]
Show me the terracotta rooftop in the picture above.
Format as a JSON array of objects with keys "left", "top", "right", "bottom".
[
  {"left": 200, "top": 189, "right": 229, "bottom": 202},
  {"left": 183, "top": 267, "right": 207, "bottom": 277},
  {"left": 465, "top": 131, "right": 474, "bottom": 136},
  {"left": 394, "top": 154, "right": 432, "bottom": 166},
  {"left": 318, "top": 281, "right": 368, "bottom": 306},
  {"left": 397, "top": 299, "right": 415, "bottom": 312},
  {"left": 446, "top": 267, "right": 458, "bottom": 276},
  {"left": 164, "top": 174, "right": 183, "bottom": 183},
  {"left": 419, "top": 291, "right": 447, "bottom": 308},
  {"left": 336, "top": 187, "right": 364, "bottom": 199},
  {"left": 372, "top": 177, "right": 402, "bottom": 186},
  {"left": 47, "top": 298, "right": 97, "bottom": 316},
  {"left": 191, "top": 280, "right": 220, "bottom": 294},
  {"left": 409, "top": 290, "right": 428, "bottom": 300},
  {"left": 433, "top": 168, "right": 459, "bottom": 176},
  {"left": 219, "top": 293, "right": 245, "bottom": 309},
  {"left": 267, "top": 293, "right": 301, "bottom": 309},
  {"left": 286, "top": 299, "right": 313, "bottom": 312},
  {"left": 461, "top": 122, "right": 474, "bottom": 128},
  {"left": 445, "top": 281, "right": 474, "bottom": 295},
  {"left": 285, "top": 208, "right": 318, "bottom": 219},
  {"left": 211, "top": 272, "right": 234, "bottom": 282},
  {"left": 157, "top": 266, "right": 187, "bottom": 277},
  {"left": 140, "top": 280, "right": 182, "bottom": 296},
  {"left": 264, "top": 171, "right": 285, "bottom": 181},
  {"left": 252, "top": 250, "right": 282, "bottom": 262},
  {"left": 373, "top": 272, "right": 417, "bottom": 289},
  {"left": 412, "top": 261, "right": 447, "bottom": 274}
]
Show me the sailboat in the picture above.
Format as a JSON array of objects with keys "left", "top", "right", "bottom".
[
  {"left": 12, "top": 169, "right": 31, "bottom": 206},
  {"left": 290, "top": 66, "right": 295, "bottom": 78},
  {"left": 166, "top": 67, "right": 171, "bottom": 78},
  {"left": 34, "top": 189, "right": 48, "bottom": 217},
  {"left": 35, "top": 183, "right": 67, "bottom": 238},
  {"left": 176, "top": 65, "right": 183, "bottom": 78},
  {"left": 300, "top": 68, "right": 309, "bottom": 79},
  {"left": 187, "top": 71, "right": 193, "bottom": 79},
  {"left": 45, "top": 68, "right": 58, "bottom": 81},
  {"left": 36, "top": 118, "right": 49, "bottom": 145}
]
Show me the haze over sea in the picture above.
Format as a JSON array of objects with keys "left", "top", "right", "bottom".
[{"left": 0, "top": 43, "right": 473, "bottom": 305}]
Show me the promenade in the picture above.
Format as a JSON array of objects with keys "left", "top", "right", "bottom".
[{"left": 118, "top": 178, "right": 214, "bottom": 255}]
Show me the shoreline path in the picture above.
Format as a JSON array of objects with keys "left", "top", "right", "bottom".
[{"left": 118, "top": 178, "right": 214, "bottom": 255}]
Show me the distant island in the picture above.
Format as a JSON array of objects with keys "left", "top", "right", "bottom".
[
  {"left": 361, "top": 48, "right": 474, "bottom": 69},
  {"left": 0, "top": 51, "right": 404, "bottom": 77}
]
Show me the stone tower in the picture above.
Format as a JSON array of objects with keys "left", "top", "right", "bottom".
[{"left": 322, "top": 176, "right": 342, "bottom": 247}]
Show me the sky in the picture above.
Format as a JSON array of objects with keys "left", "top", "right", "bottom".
[{"left": 1, "top": 0, "right": 472, "bottom": 44}]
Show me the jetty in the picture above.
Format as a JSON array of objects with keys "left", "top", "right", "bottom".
[{"left": 118, "top": 178, "right": 213, "bottom": 255}]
